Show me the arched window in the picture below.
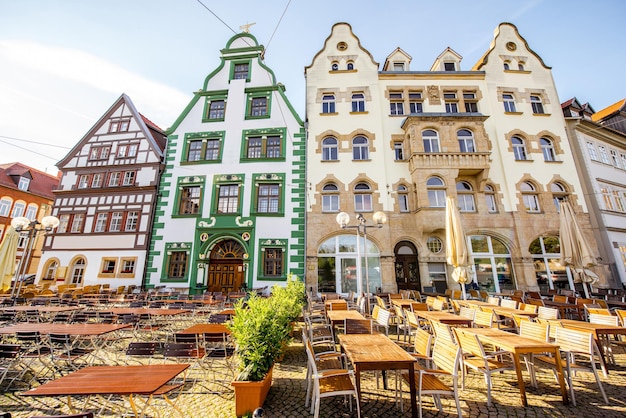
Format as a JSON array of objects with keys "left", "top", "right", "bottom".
[
  {"left": 43, "top": 259, "right": 58, "bottom": 280},
  {"left": 521, "top": 182, "right": 540, "bottom": 213},
  {"left": 427, "top": 176, "right": 446, "bottom": 207},
  {"left": 485, "top": 184, "right": 498, "bottom": 213},
  {"left": 457, "top": 129, "right": 475, "bottom": 153},
  {"left": 352, "top": 136, "right": 369, "bottom": 160},
  {"left": 422, "top": 130, "right": 440, "bottom": 153},
  {"left": 0, "top": 198, "right": 12, "bottom": 217},
  {"left": 397, "top": 185, "right": 409, "bottom": 212},
  {"left": 331, "top": 62, "right": 339, "bottom": 71},
  {"left": 503, "top": 62, "right": 510, "bottom": 70},
  {"left": 322, "top": 183, "right": 340, "bottom": 212},
  {"left": 354, "top": 182, "right": 372, "bottom": 212},
  {"left": 512, "top": 136, "right": 528, "bottom": 160},
  {"left": 347, "top": 62, "right": 354, "bottom": 70},
  {"left": 551, "top": 182, "right": 567, "bottom": 212},
  {"left": 530, "top": 95, "right": 544, "bottom": 114},
  {"left": 470, "top": 235, "right": 515, "bottom": 293},
  {"left": 541, "top": 138, "right": 556, "bottom": 161},
  {"left": 518, "top": 63, "right": 525, "bottom": 71},
  {"left": 351, "top": 93, "right": 365, "bottom": 112},
  {"left": 322, "top": 137, "right": 338, "bottom": 161},
  {"left": 70, "top": 257, "right": 86, "bottom": 285},
  {"left": 322, "top": 94, "right": 336, "bottom": 114},
  {"left": 456, "top": 181, "right": 476, "bottom": 212},
  {"left": 530, "top": 236, "right": 567, "bottom": 293}
]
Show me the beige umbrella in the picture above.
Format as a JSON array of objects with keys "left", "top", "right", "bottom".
[
  {"left": 445, "top": 197, "right": 471, "bottom": 299},
  {"left": 559, "top": 201, "right": 597, "bottom": 298},
  {"left": 0, "top": 226, "right": 20, "bottom": 292}
]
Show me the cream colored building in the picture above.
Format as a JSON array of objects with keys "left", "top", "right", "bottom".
[{"left": 305, "top": 22, "right": 605, "bottom": 297}]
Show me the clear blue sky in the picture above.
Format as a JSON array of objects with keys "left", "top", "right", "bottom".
[{"left": 1, "top": 0, "right": 624, "bottom": 174}]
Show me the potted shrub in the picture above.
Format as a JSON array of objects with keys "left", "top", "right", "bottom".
[{"left": 229, "top": 276, "right": 305, "bottom": 417}]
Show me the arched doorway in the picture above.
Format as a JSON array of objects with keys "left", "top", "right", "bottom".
[
  {"left": 206, "top": 239, "right": 246, "bottom": 293},
  {"left": 70, "top": 257, "right": 85, "bottom": 285},
  {"left": 394, "top": 241, "right": 420, "bottom": 291}
]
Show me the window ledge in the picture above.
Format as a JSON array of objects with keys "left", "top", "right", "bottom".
[
  {"left": 329, "top": 69, "right": 357, "bottom": 74},
  {"left": 514, "top": 159, "right": 534, "bottom": 162},
  {"left": 352, "top": 159, "right": 372, "bottom": 162},
  {"left": 532, "top": 113, "right": 551, "bottom": 117},
  {"left": 181, "top": 160, "right": 222, "bottom": 165},
  {"left": 320, "top": 112, "right": 338, "bottom": 116},
  {"left": 389, "top": 114, "right": 406, "bottom": 117},
  {"left": 350, "top": 111, "right": 369, "bottom": 115},
  {"left": 245, "top": 115, "right": 270, "bottom": 120},
  {"left": 504, "top": 111, "right": 524, "bottom": 115},
  {"left": 544, "top": 160, "right": 563, "bottom": 164},
  {"left": 321, "top": 159, "right": 340, "bottom": 162},
  {"left": 202, "top": 118, "right": 225, "bottom": 123},
  {"left": 504, "top": 70, "right": 531, "bottom": 74}
]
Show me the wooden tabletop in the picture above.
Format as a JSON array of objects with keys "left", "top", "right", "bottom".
[
  {"left": 23, "top": 364, "right": 188, "bottom": 396},
  {"left": 338, "top": 333, "right": 418, "bottom": 418},
  {"left": 179, "top": 323, "right": 230, "bottom": 335},
  {"left": 491, "top": 306, "right": 538, "bottom": 318},
  {"left": 109, "top": 308, "right": 190, "bottom": 316},
  {"left": 414, "top": 310, "right": 474, "bottom": 326},
  {"left": 459, "top": 327, "right": 568, "bottom": 406},
  {"left": 0, "top": 306, "right": 79, "bottom": 312},
  {"left": 0, "top": 323, "right": 130, "bottom": 336},
  {"left": 391, "top": 299, "right": 417, "bottom": 308},
  {"left": 326, "top": 310, "right": 365, "bottom": 324}
]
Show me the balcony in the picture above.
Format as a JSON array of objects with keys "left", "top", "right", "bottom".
[{"left": 408, "top": 151, "right": 491, "bottom": 174}]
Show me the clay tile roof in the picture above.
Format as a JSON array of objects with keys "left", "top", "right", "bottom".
[
  {"left": 0, "top": 162, "right": 59, "bottom": 199},
  {"left": 592, "top": 98, "right": 626, "bottom": 122}
]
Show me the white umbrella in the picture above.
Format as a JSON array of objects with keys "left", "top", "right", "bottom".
[
  {"left": 559, "top": 201, "right": 597, "bottom": 298},
  {"left": 0, "top": 227, "right": 20, "bottom": 292},
  {"left": 445, "top": 197, "right": 471, "bottom": 299}
]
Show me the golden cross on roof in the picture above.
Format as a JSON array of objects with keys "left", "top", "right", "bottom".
[{"left": 240, "top": 22, "right": 256, "bottom": 33}]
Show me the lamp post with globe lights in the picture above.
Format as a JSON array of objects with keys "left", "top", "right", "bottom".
[
  {"left": 336, "top": 211, "right": 387, "bottom": 314},
  {"left": 10, "top": 215, "right": 60, "bottom": 301}
]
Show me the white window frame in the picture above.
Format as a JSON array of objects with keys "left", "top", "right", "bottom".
[
  {"left": 503, "top": 93, "right": 517, "bottom": 112},
  {"left": 541, "top": 138, "right": 556, "bottom": 161},
  {"left": 427, "top": 177, "right": 446, "bottom": 207},
  {"left": 423, "top": 130, "right": 440, "bottom": 153},
  {"left": 352, "top": 136, "right": 369, "bottom": 160},
  {"left": 0, "top": 198, "right": 12, "bottom": 217}
]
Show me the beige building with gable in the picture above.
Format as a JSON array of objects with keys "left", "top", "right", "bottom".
[{"left": 305, "top": 22, "right": 605, "bottom": 297}]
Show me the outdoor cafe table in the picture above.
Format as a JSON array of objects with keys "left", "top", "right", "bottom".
[
  {"left": 179, "top": 323, "right": 230, "bottom": 335},
  {"left": 338, "top": 333, "right": 418, "bottom": 418},
  {"left": 458, "top": 327, "right": 569, "bottom": 407},
  {"left": 22, "top": 364, "right": 189, "bottom": 417},
  {"left": 542, "top": 299, "right": 581, "bottom": 319},
  {"left": 391, "top": 299, "right": 417, "bottom": 309},
  {"left": 108, "top": 307, "right": 191, "bottom": 316},
  {"left": 548, "top": 318, "right": 626, "bottom": 372},
  {"left": 491, "top": 306, "right": 538, "bottom": 319},
  {"left": 413, "top": 310, "right": 474, "bottom": 326},
  {"left": 0, "top": 322, "right": 130, "bottom": 336},
  {"left": 0, "top": 305, "right": 79, "bottom": 313},
  {"left": 326, "top": 310, "right": 365, "bottom": 333}
]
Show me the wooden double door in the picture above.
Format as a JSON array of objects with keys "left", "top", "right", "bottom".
[{"left": 205, "top": 239, "right": 246, "bottom": 293}]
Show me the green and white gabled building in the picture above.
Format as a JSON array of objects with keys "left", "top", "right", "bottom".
[{"left": 146, "top": 33, "right": 305, "bottom": 293}]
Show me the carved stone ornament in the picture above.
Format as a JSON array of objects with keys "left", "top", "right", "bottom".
[{"left": 427, "top": 85, "right": 440, "bottom": 100}]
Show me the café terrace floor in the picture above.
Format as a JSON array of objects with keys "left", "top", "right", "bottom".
[{"left": 1, "top": 324, "right": 626, "bottom": 418}]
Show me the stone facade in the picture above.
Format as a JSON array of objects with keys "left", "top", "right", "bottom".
[{"left": 305, "top": 22, "right": 603, "bottom": 296}]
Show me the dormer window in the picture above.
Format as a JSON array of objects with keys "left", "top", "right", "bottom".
[
  {"left": 18, "top": 177, "right": 30, "bottom": 191},
  {"left": 518, "top": 63, "right": 525, "bottom": 71},
  {"left": 443, "top": 62, "right": 455, "bottom": 71},
  {"left": 347, "top": 62, "right": 354, "bottom": 70},
  {"left": 331, "top": 62, "right": 339, "bottom": 71},
  {"left": 393, "top": 62, "right": 405, "bottom": 71}
]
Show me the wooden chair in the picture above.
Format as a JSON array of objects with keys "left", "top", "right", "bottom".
[
  {"left": 302, "top": 332, "right": 347, "bottom": 410},
  {"left": 0, "top": 344, "right": 22, "bottom": 390},
  {"left": 537, "top": 306, "right": 559, "bottom": 320},
  {"left": 401, "top": 335, "right": 463, "bottom": 418},
  {"left": 344, "top": 318, "right": 373, "bottom": 334},
  {"left": 473, "top": 310, "right": 494, "bottom": 328},
  {"left": 534, "top": 327, "right": 608, "bottom": 406},
  {"left": 526, "top": 298, "right": 545, "bottom": 307},
  {"left": 453, "top": 327, "right": 515, "bottom": 406},
  {"left": 373, "top": 307, "right": 391, "bottom": 336},
  {"left": 328, "top": 300, "right": 348, "bottom": 311},
  {"left": 124, "top": 341, "right": 158, "bottom": 365},
  {"left": 500, "top": 299, "right": 518, "bottom": 309},
  {"left": 304, "top": 337, "right": 360, "bottom": 418},
  {"left": 518, "top": 320, "right": 550, "bottom": 387},
  {"left": 487, "top": 296, "right": 500, "bottom": 306},
  {"left": 615, "top": 309, "right": 626, "bottom": 326},
  {"left": 431, "top": 298, "right": 445, "bottom": 311},
  {"left": 458, "top": 307, "right": 476, "bottom": 322},
  {"left": 589, "top": 313, "right": 621, "bottom": 364},
  {"left": 410, "top": 302, "right": 429, "bottom": 312},
  {"left": 430, "top": 321, "right": 456, "bottom": 347}
]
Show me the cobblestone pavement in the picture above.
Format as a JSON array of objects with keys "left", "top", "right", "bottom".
[{"left": 1, "top": 324, "right": 626, "bottom": 417}]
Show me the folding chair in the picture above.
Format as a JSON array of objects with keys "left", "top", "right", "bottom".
[
  {"left": 123, "top": 341, "right": 158, "bottom": 365},
  {"left": 302, "top": 332, "right": 347, "bottom": 409},
  {"left": 453, "top": 327, "right": 515, "bottom": 406},
  {"left": 14, "top": 331, "right": 54, "bottom": 385},
  {"left": 400, "top": 334, "right": 463, "bottom": 418},
  {"left": 48, "top": 333, "right": 93, "bottom": 375},
  {"left": 534, "top": 327, "right": 608, "bottom": 406},
  {"left": 163, "top": 342, "right": 206, "bottom": 387},
  {"left": 304, "top": 336, "right": 360, "bottom": 418},
  {"left": 0, "top": 344, "right": 22, "bottom": 390}
]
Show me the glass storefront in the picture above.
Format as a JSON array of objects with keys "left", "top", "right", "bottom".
[
  {"left": 470, "top": 235, "right": 515, "bottom": 293},
  {"left": 317, "top": 234, "right": 381, "bottom": 295},
  {"left": 529, "top": 236, "right": 568, "bottom": 294}
]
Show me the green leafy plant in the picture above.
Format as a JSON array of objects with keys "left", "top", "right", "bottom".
[{"left": 228, "top": 274, "right": 305, "bottom": 381}]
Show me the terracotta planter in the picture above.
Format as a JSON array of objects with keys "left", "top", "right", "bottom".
[{"left": 231, "top": 366, "right": 273, "bottom": 417}]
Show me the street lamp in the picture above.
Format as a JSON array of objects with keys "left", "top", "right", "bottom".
[
  {"left": 10, "top": 215, "right": 60, "bottom": 301},
  {"left": 336, "top": 211, "right": 387, "bottom": 314}
]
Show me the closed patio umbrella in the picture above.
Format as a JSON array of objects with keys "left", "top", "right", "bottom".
[
  {"left": 559, "top": 201, "right": 597, "bottom": 298},
  {"left": 0, "top": 227, "right": 20, "bottom": 292},
  {"left": 445, "top": 197, "right": 471, "bottom": 299}
]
